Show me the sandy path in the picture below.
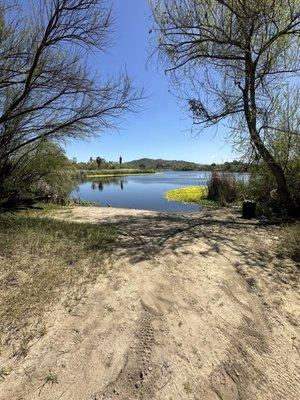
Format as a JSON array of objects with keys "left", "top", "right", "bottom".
[{"left": 1, "top": 207, "right": 299, "bottom": 400}]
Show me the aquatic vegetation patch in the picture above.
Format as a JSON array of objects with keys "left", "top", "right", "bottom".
[
  {"left": 165, "top": 186, "right": 208, "bottom": 204},
  {"left": 87, "top": 169, "right": 155, "bottom": 178}
]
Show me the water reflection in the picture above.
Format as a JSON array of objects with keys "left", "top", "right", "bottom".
[{"left": 90, "top": 177, "right": 126, "bottom": 192}]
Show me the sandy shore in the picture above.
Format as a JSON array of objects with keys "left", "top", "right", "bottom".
[{"left": 1, "top": 206, "right": 299, "bottom": 400}]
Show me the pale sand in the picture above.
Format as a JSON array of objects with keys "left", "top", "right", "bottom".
[{"left": 1, "top": 206, "right": 299, "bottom": 400}]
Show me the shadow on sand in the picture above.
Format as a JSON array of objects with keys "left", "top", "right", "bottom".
[
  {"left": 104, "top": 210, "right": 271, "bottom": 264},
  {"left": 101, "top": 209, "right": 297, "bottom": 290}
]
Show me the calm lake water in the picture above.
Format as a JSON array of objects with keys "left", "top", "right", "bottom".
[{"left": 70, "top": 171, "right": 247, "bottom": 213}]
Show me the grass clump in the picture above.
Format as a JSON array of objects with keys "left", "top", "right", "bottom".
[
  {"left": 276, "top": 223, "right": 300, "bottom": 263},
  {"left": 183, "top": 381, "right": 193, "bottom": 394},
  {"left": 165, "top": 186, "right": 209, "bottom": 205},
  {"left": 0, "top": 366, "right": 12, "bottom": 382},
  {"left": 0, "top": 212, "right": 115, "bottom": 351},
  {"left": 43, "top": 370, "right": 59, "bottom": 386},
  {"left": 207, "top": 172, "right": 238, "bottom": 204}
]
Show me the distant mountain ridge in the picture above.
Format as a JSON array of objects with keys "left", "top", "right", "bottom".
[
  {"left": 75, "top": 158, "right": 248, "bottom": 173},
  {"left": 124, "top": 158, "right": 249, "bottom": 172},
  {"left": 125, "top": 158, "right": 201, "bottom": 170}
]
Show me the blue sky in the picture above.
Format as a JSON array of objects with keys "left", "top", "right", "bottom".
[{"left": 64, "top": 0, "right": 234, "bottom": 164}]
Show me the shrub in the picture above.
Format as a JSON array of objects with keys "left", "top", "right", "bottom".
[
  {"left": 235, "top": 160, "right": 300, "bottom": 217},
  {"left": 207, "top": 172, "right": 238, "bottom": 204},
  {"left": 34, "top": 170, "right": 77, "bottom": 205},
  {"left": 0, "top": 141, "right": 75, "bottom": 207}
]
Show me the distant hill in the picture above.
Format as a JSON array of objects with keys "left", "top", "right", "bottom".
[
  {"left": 124, "top": 158, "right": 203, "bottom": 171},
  {"left": 124, "top": 158, "right": 249, "bottom": 172}
]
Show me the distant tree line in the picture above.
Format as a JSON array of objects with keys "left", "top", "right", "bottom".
[{"left": 73, "top": 157, "right": 250, "bottom": 173}]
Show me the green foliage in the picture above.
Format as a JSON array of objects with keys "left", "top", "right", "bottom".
[
  {"left": 0, "top": 141, "right": 74, "bottom": 207},
  {"left": 233, "top": 105, "right": 300, "bottom": 216},
  {"left": 218, "top": 160, "right": 249, "bottom": 173},
  {"left": 76, "top": 158, "right": 127, "bottom": 170},
  {"left": 235, "top": 158, "right": 300, "bottom": 216}
]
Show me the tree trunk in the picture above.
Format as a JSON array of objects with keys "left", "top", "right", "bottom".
[
  {"left": 249, "top": 128, "right": 297, "bottom": 217},
  {"left": 243, "top": 56, "right": 297, "bottom": 217}
]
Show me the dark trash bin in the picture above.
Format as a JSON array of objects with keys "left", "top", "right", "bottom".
[{"left": 242, "top": 200, "right": 256, "bottom": 219}]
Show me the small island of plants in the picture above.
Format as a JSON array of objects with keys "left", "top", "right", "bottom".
[{"left": 165, "top": 185, "right": 209, "bottom": 205}]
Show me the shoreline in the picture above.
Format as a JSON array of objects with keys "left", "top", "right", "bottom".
[
  {"left": 67, "top": 202, "right": 213, "bottom": 216},
  {"left": 51, "top": 205, "right": 241, "bottom": 226}
]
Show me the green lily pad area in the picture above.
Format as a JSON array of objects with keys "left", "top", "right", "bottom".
[{"left": 165, "top": 186, "right": 216, "bottom": 207}]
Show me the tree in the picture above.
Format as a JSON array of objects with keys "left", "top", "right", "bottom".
[
  {"left": 150, "top": 0, "right": 300, "bottom": 215},
  {"left": 96, "top": 156, "right": 103, "bottom": 167},
  {"left": 0, "top": 0, "right": 140, "bottom": 204},
  {"left": 249, "top": 88, "right": 300, "bottom": 208},
  {"left": 0, "top": 140, "right": 73, "bottom": 206}
]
